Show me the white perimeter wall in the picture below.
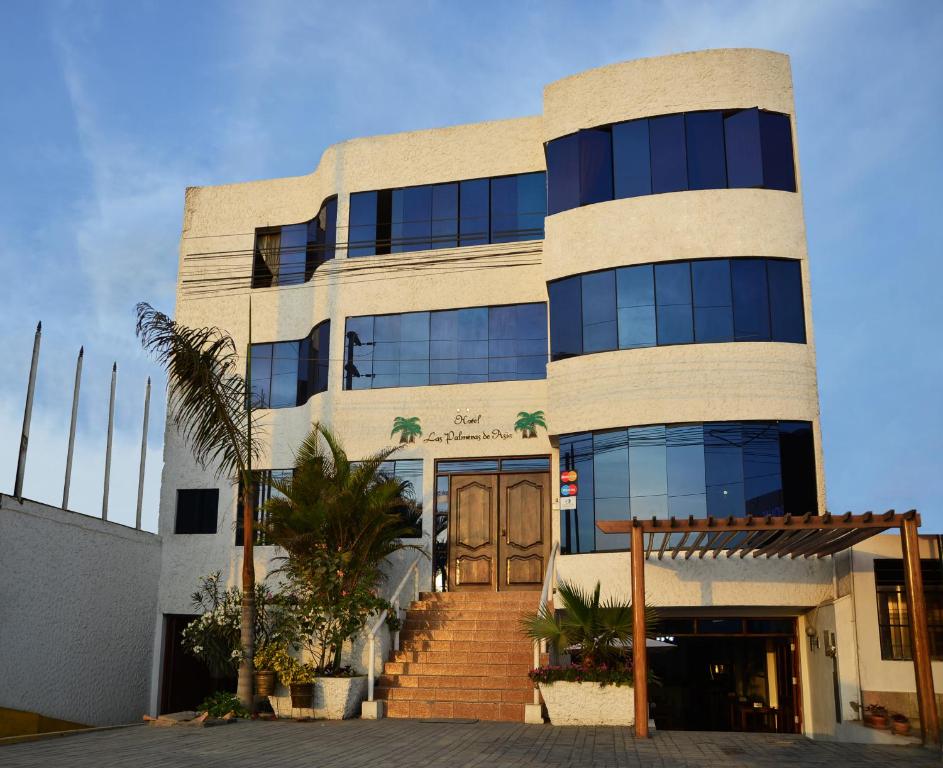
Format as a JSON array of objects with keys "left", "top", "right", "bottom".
[{"left": 0, "top": 494, "right": 161, "bottom": 727}]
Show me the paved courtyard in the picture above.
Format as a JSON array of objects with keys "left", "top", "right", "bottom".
[{"left": 1, "top": 719, "right": 938, "bottom": 767}]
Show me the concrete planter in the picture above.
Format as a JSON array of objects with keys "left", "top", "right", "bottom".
[
  {"left": 538, "top": 681, "right": 635, "bottom": 726},
  {"left": 269, "top": 676, "right": 367, "bottom": 720}
]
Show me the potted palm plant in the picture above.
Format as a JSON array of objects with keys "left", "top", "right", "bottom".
[
  {"left": 521, "top": 580, "right": 657, "bottom": 726},
  {"left": 261, "top": 424, "right": 423, "bottom": 719}
]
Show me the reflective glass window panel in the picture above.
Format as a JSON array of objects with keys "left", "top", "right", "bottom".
[
  {"left": 612, "top": 119, "right": 652, "bottom": 199},
  {"left": 270, "top": 341, "right": 300, "bottom": 408},
  {"left": 580, "top": 129, "right": 613, "bottom": 206},
  {"left": 489, "top": 303, "right": 547, "bottom": 381},
  {"left": 704, "top": 422, "right": 745, "bottom": 517},
  {"left": 491, "top": 172, "right": 545, "bottom": 243},
  {"left": 616, "top": 265, "right": 656, "bottom": 349},
  {"left": 649, "top": 114, "right": 687, "bottom": 194},
  {"left": 373, "top": 314, "right": 402, "bottom": 389},
  {"left": 249, "top": 343, "right": 273, "bottom": 408},
  {"left": 666, "top": 425, "right": 707, "bottom": 518},
  {"left": 731, "top": 258, "right": 771, "bottom": 341},
  {"left": 685, "top": 111, "right": 727, "bottom": 190},
  {"left": 307, "top": 197, "right": 337, "bottom": 273},
  {"left": 742, "top": 422, "right": 783, "bottom": 517},
  {"left": 593, "top": 430, "right": 629, "bottom": 551},
  {"left": 456, "top": 307, "right": 488, "bottom": 383},
  {"left": 629, "top": 425, "right": 668, "bottom": 518},
  {"left": 746, "top": 619, "right": 795, "bottom": 635},
  {"left": 655, "top": 262, "right": 693, "bottom": 344},
  {"left": 309, "top": 321, "right": 330, "bottom": 395},
  {"left": 175, "top": 489, "right": 219, "bottom": 535},
  {"left": 389, "top": 459, "right": 423, "bottom": 537},
  {"left": 348, "top": 191, "right": 378, "bottom": 257},
  {"left": 760, "top": 111, "right": 797, "bottom": 192},
  {"left": 431, "top": 183, "right": 458, "bottom": 250},
  {"left": 437, "top": 459, "right": 500, "bottom": 473},
  {"left": 692, "top": 259, "right": 734, "bottom": 342},
  {"left": 429, "top": 309, "right": 459, "bottom": 385},
  {"left": 344, "top": 316, "right": 374, "bottom": 390},
  {"left": 459, "top": 179, "right": 489, "bottom": 246},
  {"left": 699, "top": 618, "right": 744, "bottom": 634},
  {"left": 391, "top": 186, "right": 432, "bottom": 253},
  {"left": 500, "top": 457, "right": 551, "bottom": 472},
  {"left": 398, "top": 311, "right": 430, "bottom": 387},
  {"left": 296, "top": 336, "right": 311, "bottom": 404},
  {"left": 581, "top": 270, "right": 617, "bottom": 353},
  {"left": 724, "top": 108, "right": 764, "bottom": 188},
  {"left": 767, "top": 259, "right": 805, "bottom": 343},
  {"left": 546, "top": 133, "right": 581, "bottom": 215},
  {"left": 778, "top": 421, "right": 817, "bottom": 516},
  {"left": 559, "top": 433, "right": 596, "bottom": 554},
  {"left": 278, "top": 224, "right": 307, "bottom": 286},
  {"left": 549, "top": 276, "right": 582, "bottom": 360}
]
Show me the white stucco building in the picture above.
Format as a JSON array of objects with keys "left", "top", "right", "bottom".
[{"left": 141, "top": 48, "right": 942, "bottom": 740}]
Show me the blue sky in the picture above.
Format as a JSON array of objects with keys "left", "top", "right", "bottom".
[{"left": 0, "top": 1, "right": 940, "bottom": 533}]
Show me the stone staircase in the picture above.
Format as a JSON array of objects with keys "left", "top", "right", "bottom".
[{"left": 376, "top": 590, "right": 540, "bottom": 721}]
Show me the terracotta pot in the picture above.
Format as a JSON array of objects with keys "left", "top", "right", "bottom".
[
  {"left": 254, "top": 670, "right": 276, "bottom": 697},
  {"left": 892, "top": 719, "right": 911, "bottom": 735},
  {"left": 870, "top": 715, "right": 888, "bottom": 729},
  {"left": 289, "top": 682, "right": 314, "bottom": 708}
]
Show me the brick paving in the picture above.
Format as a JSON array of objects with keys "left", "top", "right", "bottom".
[{"left": 2, "top": 720, "right": 939, "bottom": 767}]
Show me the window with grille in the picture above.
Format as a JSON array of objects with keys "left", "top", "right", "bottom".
[{"left": 874, "top": 558, "right": 943, "bottom": 660}]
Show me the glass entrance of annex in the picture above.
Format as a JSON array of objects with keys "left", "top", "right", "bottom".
[{"left": 649, "top": 616, "right": 800, "bottom": 733}]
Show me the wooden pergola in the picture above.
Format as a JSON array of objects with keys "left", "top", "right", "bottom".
[{"left": 597, "top": 510, "right": 940, "bottom": 744}]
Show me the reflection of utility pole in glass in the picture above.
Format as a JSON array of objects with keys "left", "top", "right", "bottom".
[{"left": 344, "top": 331, "right": 362, "bottom": 390}]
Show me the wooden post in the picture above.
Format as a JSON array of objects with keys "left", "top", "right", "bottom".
[
  {"left": 901, "top": 517, "right": 939, "bottom": 745},
  {"left": 632, "top": 521, "right": 649, "bottom": 737}
]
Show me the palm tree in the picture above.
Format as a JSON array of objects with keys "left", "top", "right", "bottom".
[
  {"left": 521, "top": 580, "right": 658, "bottom": 667},
  {"left": 514, "top": 410, "right": 547, "bottom": 439},
  {"left": 261, "top": 423, "right": 423, "bottom": 669},
  {"left": 391, "top": 415, "right": 422, "bottom": 443},
  {"left": 135, "top": 302, "right": 263, "bottom": 709}
]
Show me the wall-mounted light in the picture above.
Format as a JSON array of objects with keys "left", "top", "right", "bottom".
[{"left": 805, "top": 625, "right": 820, "bottom": 652}]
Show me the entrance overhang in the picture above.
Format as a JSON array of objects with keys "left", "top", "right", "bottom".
[{"left": 597, "top": 510, "right": 940, "bottom": 746}]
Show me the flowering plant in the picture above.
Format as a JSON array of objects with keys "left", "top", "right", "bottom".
[
  {"left": 181, "top": 572, "right": 292, "bottom": 678},
  {"left": 528, "top": 659, "right": 635, "bottom": 687},
  {"left": 268, "top": 646, "right": 316, "bottom": 685}
]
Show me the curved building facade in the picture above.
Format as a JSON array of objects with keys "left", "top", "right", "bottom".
[{"left": 156, "top": 49, "right": 848, "bottom": 734}]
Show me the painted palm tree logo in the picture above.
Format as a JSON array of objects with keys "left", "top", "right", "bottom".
[
  {"left": 391, "top": 416, "right": 422, "bottom": 443},
  {"left": 514, "top": 410, "right": 546, "bottom": 439}
]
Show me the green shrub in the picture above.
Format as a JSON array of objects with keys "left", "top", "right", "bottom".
[{"left": 197, "top": 690, "right": 249, "bottom": 718}]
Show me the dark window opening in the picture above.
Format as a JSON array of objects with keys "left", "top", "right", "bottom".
[
  {"left": 875, "top": 559, "right": 943, "bottom": 660},
  {"left": 174, "top": 489, "right": 219, "bottom": 534}
]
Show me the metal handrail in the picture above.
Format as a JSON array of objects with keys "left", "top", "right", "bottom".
[
  {"left": 366, "top": 554, "right": 422, "bottom": 702},
  {"left": 533, "top": 541, "right": 560, "bottom": 705}
]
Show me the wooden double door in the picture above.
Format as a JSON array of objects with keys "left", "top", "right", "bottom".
[{"left": 449, "top": 472, "right": 551, "bottom": 591}]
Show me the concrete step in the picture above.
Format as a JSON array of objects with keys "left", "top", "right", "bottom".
[
  {"left": 392, "top": 649, "right": 533, "bottom": 665},
  {"left": 384, "top": 698, "right": 526, "bottom": 721},
  {"left": 376, "top": 685, "right": 533, "bottom": 704},
  {"left": 400, "top": 628, "right": 534, "bottom": 643},
  {"left": 397, "top": 638, "right": 531, "bottom": 653},
  {"left": 382, "top": 660, "right": 532, "bottom": 677},
  {"left": 378, "top": 673, "right": 533, "bottom": 691},
  {"left": 402, "top": 617, "right": 523, "bottom": 631}
]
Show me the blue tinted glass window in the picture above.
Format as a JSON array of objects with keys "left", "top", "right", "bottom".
[
  {"left": 345, "top": 316, "right": 373, "bottom": 390},
  {"left": 559, "top": 433, "right": 595, "bottom": 554},
  {"left": 731, "top": 259, "right": 771, "bottom": 341},
  {"left": 692, "top": 259, "right": 734, "bottom": 342},
  {"left": 546, "top": 134, "right": 581, "bottom": 215},
  {"left": 372, "top": 314, "right": 401, "bottom": 389},
  {"left": 278, "top": 224, "right": 307, "bottom": 286},
  {"left": 616, "top": 265, "right": 656, "bottom": 349},
  {"left": 724, "top": 108, "right": 763, "bottom": 188},
  {"left": 667, "top": 425, "right": 706, "bottom": 518},
  {"left": 348, "top": 191, "right": 378, "bottom": 257},
  {"left": 612, "top": 120, "right": 652, "bottom": 199},
  {"left": 655, "top": 262, "right": 693, "bottom": 344},
  {"left": 549, "top": 276, "right": 582, "bottom": 360},
  {"left": 580, "top": 129, "right": 613, "bottom": 206},
  {"left": 307, "top": 197, "right": 337, "bottom": 275},
  {"left": 457, "top": 307, "right": 488, "bottom": 383},
  {"left": 249, "top": 343, "right": 273, "bottom": 408},
  {"left": 492, "top": 173, "right": 545, "bottom": 243},
  {"left": 593, "top": 430, "right": 629, "bottom": 551},
  {"left": 629, "top": 426, "right": 668, "bottom": 518},
  {"left": 767, "top": 259, "right": 805, "bottom": 343},
  {"left": 430, "top": 309, "right": 458, "bottom": 385},
  {"left": 312, "top": 321, "right": 330, "bottom": 395},
  {"left": 398, "top": 312, "right": 430, "bottom": 387},
  {"left": 704, "top": 423, "right": 745, "bottom": 517},
  {"left": 760, "top": 111, "right": 797, "bottom": 192},
  {"left": 742, "top": 422, "right": 783, "bottom": 517},
  {"left": 270, "top": 341, "right": 300, "bottom": 408},
  {"left": 581, "top": 270, "right": 617, "bottom": 353},
  {"left": 391, "top": 186, "right": 432, "bottom": 253},
  {"left": 685, "top": 111, "right": 727, "bottom": 190},
  {"left": 649, "top": 114, "right": 687, "bottom": 194},
  {"left": 459, "top": 179, "right": 489, "bottom": 246},
  {"left": 431, "top": 183, "right": 458, "bottom": 250}
]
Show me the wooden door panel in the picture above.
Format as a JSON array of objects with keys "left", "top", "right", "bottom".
[
  {"left": 499, "top": 473, "right": 550, "bottom": 590},
  {"left": 449, "top": 475, "right": 497, "bottom": 591}
]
